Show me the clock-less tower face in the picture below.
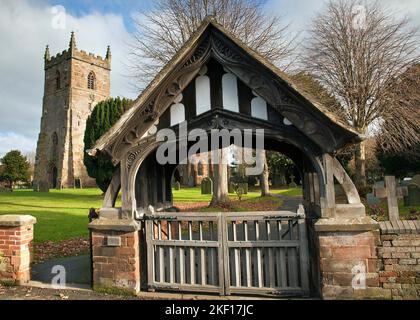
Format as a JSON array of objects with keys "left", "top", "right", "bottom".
[{"left": 33, "top": 34, "right": 111, "bottom": 190}]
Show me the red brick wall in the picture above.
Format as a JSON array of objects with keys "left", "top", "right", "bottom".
[
  {"left": 0, "top": 223, "right": 34, "bottom": 284},
  {"left": 378, "top": 232, "right": 420, "bottom": 300},
  {"left": 91, "top": 229, "right": 140, "bottom": 294}
]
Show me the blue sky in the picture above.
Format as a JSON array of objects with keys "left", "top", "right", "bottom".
[
  {"left": 45, "top": 0, "right": 153, "bottom": 32},
  {"left": 0, "top": 0, "right": 419, "bottom": 158}
]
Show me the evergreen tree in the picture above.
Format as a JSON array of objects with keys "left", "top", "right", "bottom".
[
  {"left": 84, "top": 97, "right": 132, "bottom": 192},
  {"left": 0, "top": 150, "right": 30, "bottom": 189}
]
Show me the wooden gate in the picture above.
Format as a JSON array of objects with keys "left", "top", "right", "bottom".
[{"left": 145, "top": 211, "right": 310, "bottom": 297}]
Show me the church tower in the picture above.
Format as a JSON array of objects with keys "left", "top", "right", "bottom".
[{"left": 33, "top": 32, "right": 111, "bottom": 190}]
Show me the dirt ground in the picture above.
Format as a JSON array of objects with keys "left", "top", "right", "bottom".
[{"left": 0, "top": 285, "right": 141, "bottom": 300}]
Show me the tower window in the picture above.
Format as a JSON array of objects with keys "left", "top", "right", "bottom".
[
  {"left": 87, "top": 71, "right": 96, "bottom": 90},
  {"left": 56, "top": 71, "right": 61, "bottom": 90}
]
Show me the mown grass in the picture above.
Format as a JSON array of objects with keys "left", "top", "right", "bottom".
[
  {"left": 0, "top": 189, "right": 103, "bottom": 243},
  {"left": 0, "top": 187, "right": 302, "bottom": 243}
]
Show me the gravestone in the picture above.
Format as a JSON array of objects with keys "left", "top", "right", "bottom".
[
  {"left": 289, "top": 174, "right": 297, "bottom": 188},
  {"left": 367, "top": 193, "right": 380, "bottom": 206},
  {"left": 173, "top": 181, "right": 181, "bottom": 190},
  {"left": 412, "top": 174, "right": 420, "bottom": 187},
  {"left": 396, "top": 186, "right": 408, "bottom": 199},
  {"left": 238, "top": 182, "right": 248, "bottom": 194},
  {"left": 404, "top": 183, "right": 420, "bottom": 206},
  {"left": 201, "top": 178, "right": 213, "bottom": 195},
  {"left": 374, "top": 186, "right": 387, "bottom": 199},
  {"left": 373, "top": 176, "right": 399, "bottom": 221},
  {"left": 187, "top": 176, "right": 195, "bottom": 188},
  {"left": 228, "top": 181, "right": 235, "bottom": 194}
]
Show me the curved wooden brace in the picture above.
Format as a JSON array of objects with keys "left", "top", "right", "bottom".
[
  {"left": 103, "top": 166, "right": 121, "bottom": 208},
  {"left": 332, "top": 157, "right": 361, "bottom": 204}
]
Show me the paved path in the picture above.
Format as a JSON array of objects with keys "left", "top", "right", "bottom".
[
  {"left": 32, "top": 255, "right": 91, "bottom": 285},
  {"left": 275, "top": 195, "right": 303, "bottom": 212}
]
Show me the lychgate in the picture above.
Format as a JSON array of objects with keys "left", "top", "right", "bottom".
[{"left": 88, "top": 17, "right": 386, "bottom": 299}]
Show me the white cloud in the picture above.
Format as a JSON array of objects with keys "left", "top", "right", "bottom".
[
  {"left": 0, "top": 0, "right": 135, "bottom": 157},
  {"left": 265, "top": 0, "right": 420, "bottom": 49},
  {"left": 0, "top": 132, "right": 35, "bottom": 157}
]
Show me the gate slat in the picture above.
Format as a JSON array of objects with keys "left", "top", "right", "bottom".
[
  {"left": 158, "top": 221, "right": 164, "bottom": 283},
  {"left": 168, "top": 222, "right": 175, "bottom": 283},
  {"left": 255, "top": 221, "right": 263, "bottom": 288},
  {"left": 199, "top": 222, "right": 206, "bottom": 285},
  {"left": 178, "top": 222, "right": 185, "bottom": 284},
  {"left": 267, "top": 221, "right": 276, "bottom": 288},
  {"left": 209, "top": 222, "right": 216, "bottom": 285},
  {"left": 188, "top": 221, "right": 195, "bottom": 285},
  {"left": 299, "top": 215, "right": 310, "bottom": 295},
  {"left": 244, "top": 222, "right": 252, "bottom": 287},
  {"left": 279, "top": 247, "right": 287, "bottom": 288},
  {"left": 233, "top": 222, "right": 241, "bottom": 287}
]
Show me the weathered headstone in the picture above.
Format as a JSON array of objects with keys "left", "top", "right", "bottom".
[
  {"left": 228, "top": 181, "right": 235, "bottom": 194},
  {"left": 404, "top": 183, "right": 420, "bottom": 206},
  {"left": 372, "top": 176, "right": 399, "bottom": 221},
  {"left": 238, "top": 182, "right": 248, "bottom": 194},
  {"left": 367, "top": 193, "right": 380, "bottom": 206},
  {"left": 288, "top": 174, "right": 297, "bottom": 188},
  {"left": 187, "top": 176, "right": 195, "bottom": 188},
  {"left": 396, "top": 186, "right": 408, "bottom": 199},
  {"left": 412, "top": 174, "right": 420, "bottom": 187},
  {"left": 373, "top": 186, "right": 387, "bottom": 199},
  {"left": 173, "top": 181, "right": 181, "bottom": 190},
  {"left": 201, "top": 178, "right": 213, "bottom": 195}
]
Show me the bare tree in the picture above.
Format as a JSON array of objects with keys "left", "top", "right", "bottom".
[
  {"left": 302, "top": 0, "right": 419, "bottom": 189},
  {"left": 130, "top": 0, "right": 295, "bottom": 205},
  {"left": 129, "top": 0, "right": 296, "bottom": 86},
  {"left": 376, "top": 64, "right": 420, "bottom": 154}
]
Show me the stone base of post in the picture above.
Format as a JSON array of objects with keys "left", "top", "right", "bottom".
[
  {"left": 0, "top": 215, "right": 36, "bottom": 285},
  {"left": 89, "top": 218, "right": 141, "bottom": 295},
  {"left": 315, "top": 217, "right": 391, "bottom": 300}
]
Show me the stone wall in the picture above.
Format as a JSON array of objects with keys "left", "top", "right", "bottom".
[
  {"left": 89, "top": 219, "right": 141, "bottom": 294},
  {"left": 0, "top": 215, "right": 36, "bottom": 284},
  {"left": 378, "top": 220, "right": 420, "bottom": 300}
]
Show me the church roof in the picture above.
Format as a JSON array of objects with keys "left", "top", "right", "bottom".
[{"left": 92, "top": 17, "right": 361, "bottom": 159}]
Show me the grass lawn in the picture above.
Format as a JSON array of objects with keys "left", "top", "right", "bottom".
[
  {"left": 0, "top": 189, "right": 103, "bottom": 243},
  {"left": 0, "top": 187, "right": 302, "bottom": 243},
  {"left": 172, "top": 186, "right": 302, "bottom": 203}
]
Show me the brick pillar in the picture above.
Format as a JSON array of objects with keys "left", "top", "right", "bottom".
[
  {"left": 315, "top": 217, "right": 391, "bottom": 299},
  {"left": 0, "top": 215, "right": 36, "bottom": 285},
  {"left": 89, "top": 218, "right": 141, "bottom": 294}
]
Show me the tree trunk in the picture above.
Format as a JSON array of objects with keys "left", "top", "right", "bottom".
[
  {"left": 210, "top": 148, "right": 229, "bottom": 206},
  {"left": 354, "top": 140, "right": 367, "bottom": 191},
  {"left": 259, "top": 150, "right": 270, "bottom": 196}
]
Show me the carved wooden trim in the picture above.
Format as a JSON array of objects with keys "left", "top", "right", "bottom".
[{"left": 108, "top": 28, "right": 348, "bottom": 162}]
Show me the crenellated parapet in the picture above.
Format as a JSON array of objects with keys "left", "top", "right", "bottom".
[{"left": 44, "top": 31, "right": 111, "bottom": 70}]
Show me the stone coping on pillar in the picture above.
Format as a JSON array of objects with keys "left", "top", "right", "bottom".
[
  {"left": 88, "top": 218, "right": 140, "bottom": 232},
  {"left": 0, "top": 215, "right": 37, "bottom": 227},
  {"left": 315, "top": 216, "right": 379, "bottom": 233}
]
